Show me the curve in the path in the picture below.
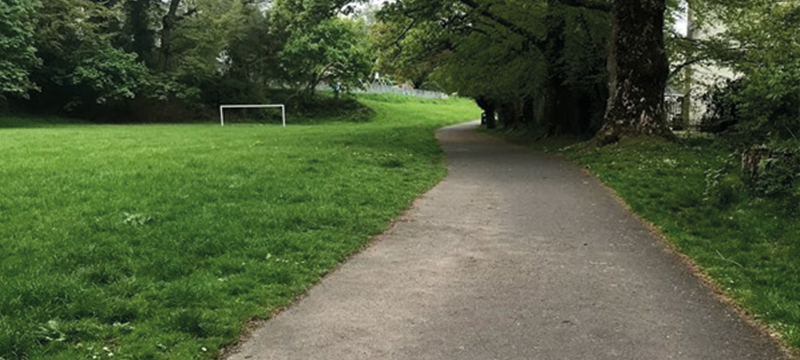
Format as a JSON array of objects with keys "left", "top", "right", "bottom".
[{"left": 228, "top": 122, "right": 789, "bottom": 360}]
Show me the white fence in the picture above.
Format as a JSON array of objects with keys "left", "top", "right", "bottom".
[
  {"left": 357, "top": 83, "right": 449, "bottom": 99},
  {"left": 317, "top": 80, "right": 449, "bottom": 99}
]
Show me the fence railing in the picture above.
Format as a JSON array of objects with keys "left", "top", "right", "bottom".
[
  {"left": 356, "top": 83, "right": 449, "bottom": 99},
  {"left": 665, "top": 94, "right": 684, "bottom": 130}
]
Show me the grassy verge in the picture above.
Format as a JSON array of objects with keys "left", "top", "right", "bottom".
[
  {"left": 0, "top": 96, "right": 479, "bottom": 360},
  {"left": 562, "top": 138, "right": 800, "bottom": 349}
]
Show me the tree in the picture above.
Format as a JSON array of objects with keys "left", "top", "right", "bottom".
[
  {"left": 1, "top": 0, "right": 377, "bottom": 117},
  {"left": 157, "top": 0, "right": 196, "bottom": 73},
  {"left": 278, "top": 18, "right": 373, "bottom": 95},
  {"left": 31, "top": 0, "right": 148, "bottom": 107},
  {"left": 122, "top": 0, "right": 158, "bottom": 67},
  {"left": 587, "top": 0, "right": 677, "bottom": 144},
  {"left": 371, "top": 21, "right": 451, "bottom": 89},
  {"left": 377, "top": 0, "right": 610, "bottom": 135},
  {"left": 379, "top": 0, "right": 680, "bottom": 143},
  {"left": 169, "top": 0, "right": 246, "bottom": 77},
  {"left": 0, "top": 0, "right": 40, "bottom": 100},
  {"left": 691, "top": 0, "right": 800, "bottom": 142}
]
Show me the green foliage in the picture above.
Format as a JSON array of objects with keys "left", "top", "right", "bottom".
[
  {"left": 225, "top": 5, "right": 283, "bottom": 87},
  {"left": 678, "top": 0, "right": 800, "bottom": 143},
  {"left": 122, "top": 0, "right": 157, "bottom": 67},
  {"left": 0, "top": 0, "right": 41, "bottom": 99},
  {"left": 700, "top": 79, "right": 744, "bottom": 133},
  {"left": 742, "top": 146, "right": 800, "bottom": 204},
  {"left": 170, "top": 0, "right": 247, "bottom": 80},
  {"left": 1, "top": 0, "right": 378, "bottom": 118},
  {"left": 377, "top": 0, "right": 550, "bottom": 99},
  {"left": 371, "top": 19, "right": 450, "bottom": 88},
  {"left": 703, "top": 164, "right": 744, "bottom": 208},
  {"left": 30, "top": 0, "right": 148, "bottom": 107},
  {"left": 279, "top": 18, "right": 373, "bottom": 94},
  {"left": 69, "top": 46, "right": 150, "bottom": 105},
  {"left": 752, "top": 157, "right": 799, "bottom": 200},
  {"left": 376, "top": 0, "right": 610, "bottom": 134},
  {"left": 0, "top": 97, "right": 480, "bottom": 360},
  {"left": 734, "top": 66, "right": 800, "bottom": 142}
]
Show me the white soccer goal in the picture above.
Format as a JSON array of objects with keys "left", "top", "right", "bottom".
[{"left": 219, "top": 104, "right": 286, "bottom": 127}]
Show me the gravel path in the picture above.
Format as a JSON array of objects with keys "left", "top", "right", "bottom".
[{"left": 228, "top": 122, "right": 789, "bottom": 360}]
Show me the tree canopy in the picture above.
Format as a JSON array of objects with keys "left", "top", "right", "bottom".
[
  {"left": 0, "top": 0, "right": 375, "bottom": 119},
  {"left": 0, "top": 0, "right": 797, "bottom": 145},
  {"left": 0, "top": 0, "right": 41, "bottom": 98},
  {"left": 374, "top": 0, "right": 611, "bottom": 134}
]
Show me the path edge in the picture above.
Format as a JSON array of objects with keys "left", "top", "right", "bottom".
[
  {"left": 219, "top": 122, "right": 465, "bottom": 360},
  {"left": 569, "top": 157, "right": 800, "bottom": 360}
]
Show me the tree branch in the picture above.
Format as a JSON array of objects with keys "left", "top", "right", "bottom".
[
  {"left": 388, "top": 18, "right": 418, "bottom": 49},
  {"left": 669, "top": 57, "right": 708, "bottom": 78},
  {"left": 456, "top": 0, "right": 546, "bottom": 52}
]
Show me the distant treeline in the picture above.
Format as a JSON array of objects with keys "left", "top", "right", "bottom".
[{"left": 0, "top": 0, "right": 374, "bottom": 122}]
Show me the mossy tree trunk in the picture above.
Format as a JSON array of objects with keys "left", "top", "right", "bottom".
[{"left": 596, "top": 0, "right": 677, "bottom": 144}]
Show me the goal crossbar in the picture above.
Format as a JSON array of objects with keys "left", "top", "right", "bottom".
[{"left": 220, "top": 104, "right": 286, "bottom": 127}]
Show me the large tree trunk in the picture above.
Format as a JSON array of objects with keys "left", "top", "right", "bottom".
[
  {"left": 595, "top": 0, "right": 676, "bottom": 144},
  {"left": 125, "top": 0, "right": 156, "bottom": 68},
  {"left": 542, "top": 0, "right": 567, "bottom": 136},
  {"left": 475, "top": 97, "right": 497, "bottom": 129},
  {"left": 522, "top": 95, "right": 535, "bottom": 127},
  {"left": 498, "top": 100, "right": 524, "bottom": 130},
  {"left": 157, "top": 0, "right": 189, "bottom": 73}
]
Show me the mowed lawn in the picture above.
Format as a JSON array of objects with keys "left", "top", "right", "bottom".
[{"left": 0, "top": 97, "right": 480, "bottom": 360}]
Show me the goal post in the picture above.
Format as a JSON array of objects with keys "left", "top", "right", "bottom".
[{"left": 219, "top": 104, "right": 286, "bottom": 127}]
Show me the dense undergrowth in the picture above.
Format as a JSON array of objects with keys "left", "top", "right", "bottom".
[
  {"left": 0, "top": 96, "right": 479, "bottom": 360},
  {"left": 563, "top": 138, "right": 800, "bottom": 349}
]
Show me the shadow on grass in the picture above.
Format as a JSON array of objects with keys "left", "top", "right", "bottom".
[
  {"left": 0, "top": 115, "right": 91, "bottom": 129},
  {"left": 480, "top": 127, "right": 587, "bottom": 153}
]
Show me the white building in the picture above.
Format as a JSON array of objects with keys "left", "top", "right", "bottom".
[{"left": 678, "top": 4, "right": 739, "bottom": 131}]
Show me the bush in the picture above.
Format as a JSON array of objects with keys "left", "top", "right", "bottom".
[
  {"left": 700, "top": 79, "right": 745, "bottom": 133},
  {"left": 740, "top": 145, "right": 800, "bottom": 215},
  {"left": 704, "top": 166, "right": 745, "bottom": 209},
  {"left": 702, "top": 73, "right": 800, "bottom": 144}
]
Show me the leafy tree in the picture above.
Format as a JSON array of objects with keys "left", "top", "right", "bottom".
[
  {"left": 226, "top": 4, "right": 283, "bottom": 86},
  {"left": 377, "top": 0, "right": 609, "bottom": 134},
  {"left": 0, "top": 0, "right": 40, "bottom": 100},
  {"left": 122, "top": 0, "right": 158, "bottom": 67},
  {"left": 674, "top": 0, "right": 800, "bottom": 143},
  {"left": 30, "top": 0, "right": 148, "bottom": 107},
  {"left": 557, "top": 0, "right": 676, "bottom": 143},
  {"left": 169, "top": 0, "right": 247, "bottom": 78},
  {"left": 371, "top": 21, "right": 451, "bottom": 89},
  {"left": 279, "top": 18, "right": 373, "bottom": 95},
  {"left": 714, "top": 0, "right": 800, "bottom": 142}
]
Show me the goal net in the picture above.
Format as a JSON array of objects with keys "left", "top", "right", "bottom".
[{"left": 219, "top": 104, "right": 286, "bottom": 127}]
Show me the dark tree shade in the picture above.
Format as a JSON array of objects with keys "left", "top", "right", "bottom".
[{"left": 124, "top": 0, "right": 157, "bottom": 67}]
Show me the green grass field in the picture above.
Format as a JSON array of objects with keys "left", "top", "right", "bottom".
[
  {"left": 0, "top": 96, "right": 479, "bottom": 360},
  {"left": 564, "top": 139, "right": 800, "bottom": 350}
]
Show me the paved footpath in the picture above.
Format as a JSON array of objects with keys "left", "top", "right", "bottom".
[{"left": 229, "top": 122, "right": 790, "bottom": 360}]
